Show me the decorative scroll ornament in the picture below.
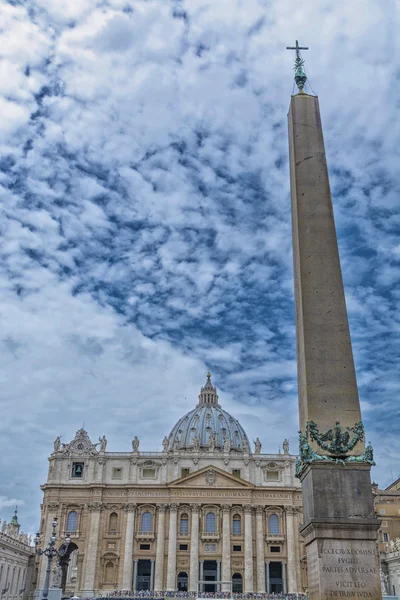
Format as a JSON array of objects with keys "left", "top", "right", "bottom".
[{"left": 296, "top": 420, "right": 375, "bottom": 477}]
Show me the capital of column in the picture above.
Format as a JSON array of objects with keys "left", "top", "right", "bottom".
[
  {"left": 221, "top": 504, "right": 231, "bottom": 513},
  {"left": 47, "top": 502, "right": 59, "bottom": 510},
  {"left": 255, "top": 505, "right": 264, "bottom": 515},
  {"left": 169, "top": 503, "right": 179, "bottom": 512},
  {"left": 87, "top": 502, "right": 105, "bottom": 512},
  {"left": 284, "top": 505, "right": 298, "bottom": 515},
  {"left": 123, "top": 503, "right": 137, "bottom": 513},
  {"left": 157, "top": 504, "right": 167, "bottom": 514},
  {"left": 244, "top": 505, "right": 253, "bottom": 515},
  {"left": 190, "top": 503, "right": 201, "bottom": 512}
]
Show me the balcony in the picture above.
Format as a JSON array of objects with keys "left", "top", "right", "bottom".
[
  {"left": 201, "top": 532, "right": 220, "bottom": 542},
  {"left": 265, "top": 533, "right": 285, "bottom": 543},
  {"left": 135, "top": 530, "right": 156, "bottom": 541}
]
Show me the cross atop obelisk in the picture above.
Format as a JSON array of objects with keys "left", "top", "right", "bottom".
[{"left": 286, "top": 40, "right": 309, "bottom": 93}]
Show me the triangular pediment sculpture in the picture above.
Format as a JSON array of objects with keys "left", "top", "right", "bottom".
[{"left": 169, "top": 465, "right": 253, "bottom": 488}]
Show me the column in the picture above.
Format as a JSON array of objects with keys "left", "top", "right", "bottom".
[
  {"left": 189, "top": 504, "right": 200, "bottom": 592},
  {"left": 282, "top": 562, "right": 287, "bottom": 594},
  {"left": 150, "top": 560, "right": 155, "bottom": 591},
  {"left": 82, "top": 502, "right": 103, "bottom": 596},
  {"left": 166, "top": 503, "right": 178, "bottom": 591},
  {"left": 244, "top": 506, "right": 254, "bottom": 592},
  {"left": 255, "top": 506, "right": 266, "bottom": 592},
  {"left": 285, "top": 507, "right": 298, "bottom": 592},
  {"left": 266, "top": 561, "right": 270, "bottom": 594},
  {"left": 154, "top": 505, "right": 166, "bottom": 591},
  {"left": 221, "top": 505, "right": 231, "bottom": 592},
  {"left": 121, "top": 504, "right": 136, "bottom": 590},
  {"left": 293, "top": 508, "right": 302, "bottom": 589},
  {"left": 216, "top": 561, "right": 221, "bottom": 592},
  {"left": 200, "top": 560, "right": 204, "bottom": 593},
  {"left": 133, "top": 560, "right": 138, "bottom": 592}
]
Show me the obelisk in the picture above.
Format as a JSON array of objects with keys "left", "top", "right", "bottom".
[{"left": 287, "top": 41, "right": 381, "bottom": 600}]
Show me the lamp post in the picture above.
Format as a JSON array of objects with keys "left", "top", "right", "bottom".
[{"left": 34, "top": 518, "right": 71, "bottom": 600}]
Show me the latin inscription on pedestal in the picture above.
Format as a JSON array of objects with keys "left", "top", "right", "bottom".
[{"left": 307, "top": 539, "right": 381, "bottom": 600}]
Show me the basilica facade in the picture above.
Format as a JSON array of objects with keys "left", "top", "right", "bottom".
[{"left": 37, "top": 375, "right": 306, "bottom": 597}]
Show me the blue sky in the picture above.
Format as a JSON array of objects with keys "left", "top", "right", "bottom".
[{"left": 0, "top": 0, "right": 399, "bottom": 534}]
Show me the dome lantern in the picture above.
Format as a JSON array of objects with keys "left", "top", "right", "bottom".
[{"left": 198, "top": 372, "right": 219, "bottom": 406}]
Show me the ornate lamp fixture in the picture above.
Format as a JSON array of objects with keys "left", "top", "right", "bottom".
[{"left": 34, "top": 518, "right": 71, "bottom": 600}]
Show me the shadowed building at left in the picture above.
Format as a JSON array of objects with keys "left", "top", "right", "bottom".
[{"left": 0, "top": 509, "right": 35, "bottom": 600}]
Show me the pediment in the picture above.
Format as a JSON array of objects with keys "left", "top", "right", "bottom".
[{"left": 169, "top": 466, "right": 253, "bottom": 489}]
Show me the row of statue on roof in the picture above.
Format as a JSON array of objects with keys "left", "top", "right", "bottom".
[{"left": 53, "top": 430, "right": 290, "bottom": 455}]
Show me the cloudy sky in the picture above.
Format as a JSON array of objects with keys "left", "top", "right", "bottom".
[{"left": 0, "top": 0, "right": 399, "bottom": 534}]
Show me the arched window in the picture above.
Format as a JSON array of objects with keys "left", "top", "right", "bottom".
[
  {"left": 180, "top": 513, "right": 189, "bottom": 535},
  {"left": 269, "top": 514, "right": 279, "bottom": 534},
  {"left": 205, "top": 512, "right": 216, "bottom": 533},
  {"left": 232, "top": 514, "right": 241, "bottom": 535},
  {"left": 66, "top": 511, "right": 78, "bottom": 533},
  {"left": 232, "top": 573, "right": 243, "bottom": 593},
  {"left": 109, "top": 512, "right": 118, "bottom": 533},
  {"left": 141, "top": 511, "right": 153, "bottom": 532},
  {"left": 105, "top": 561, "right": 114, "bottom": 584}
]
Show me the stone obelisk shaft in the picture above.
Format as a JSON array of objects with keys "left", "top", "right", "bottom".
[
  {"left": 288, "top": 93, "right": 380, "bottom": 600},
  {"left": 288, "top": 93, "right": 363, "bottom": 447}
]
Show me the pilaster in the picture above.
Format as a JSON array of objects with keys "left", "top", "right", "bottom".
[
  {"left": 221, "top": 505, "right": 231, "bottom": 592},
  {"left": 121, "top": 504, "right": 136, "bottom": 590},
  {"left": 244, "top": 506, "right": 254, "bottom": 592},
  {"left": 255, "top": 506, "right": 265, "bottom": 592},
  {"left": 284, "top": 506, "right": 298, "bottom": 592},
  {"left": 154, "top": 504, "right": 167, "bottom": 591},
  {"left": 189, "top": 504, "right": 200, "bottom": 592},
  {"left": 82, "top": 502, "right": 104, "bottom": 596},
  {"left": 166, "top": 503, "right": 178, "bottom": 591}
]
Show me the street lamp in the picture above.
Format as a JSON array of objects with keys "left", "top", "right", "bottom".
[{"left": 34, "top": 518, "right": 71, "bottom": 600}]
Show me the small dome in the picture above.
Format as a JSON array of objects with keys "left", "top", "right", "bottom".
[{"left": 166, "top": 374, "right": 250, "bottom": 452}]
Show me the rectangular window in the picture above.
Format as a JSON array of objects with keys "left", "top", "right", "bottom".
[
  {"left": 181, "top": 468, "right": 190, "bottom": 478},
  {"left": 139, "top": 544, "right": 150, "bottom": 550},
  {"left": 112, "top": 468, "right": 122, "bottom": 479},
  {"left": 270, "top": 546, "right": 281, "bottom": 553},
  {"left": 383, "top": 533, "right": 389, "bottom": 542},
  {"left": 266, "top": 470, "right": 280, "bottom": 481},
  {"left": 232, "top": 469, "right": 241, "bottom": 478},
  {"left": 179, "top": 544, "right": 188, "bottom": 551},
  {"left": 233, "top": 545, "right": 242, "bottom": 552},
  {"left": 142, "top": 468, "right": 156, "bottom": 478},
  {"left": 71, "top": 462, "right": 84, "bottom": 478}
]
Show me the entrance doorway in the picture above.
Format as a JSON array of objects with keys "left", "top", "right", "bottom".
[
  {"left": 59, "top": 541, "right": 78, "bottom": 595},
  {"left": 269, "top": 562, "right": 283, "bottom": 593},
  {"left": 203, "top": 560, "right": 217, "bottom": 592},
  {"left": 232, "top": 573, "right": 243, "bottom": 593},
  {"left": 137, "top": 560, "right": 151, "bottom": 591},
  {"left": 177, "top": 572, "right": 188, "bottom": 592}
]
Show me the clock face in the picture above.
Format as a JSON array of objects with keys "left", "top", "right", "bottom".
[{"left": 76, "top": 442, "right": 85, "bottom": 451}]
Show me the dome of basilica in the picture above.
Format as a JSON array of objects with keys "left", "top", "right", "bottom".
[{"left": 166, "top": 374, "right": 250, "bottom": 452}]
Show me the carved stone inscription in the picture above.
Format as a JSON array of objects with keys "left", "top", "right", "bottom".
[{"left": 308, "top": 540, "right": 381, "bottom": 600}]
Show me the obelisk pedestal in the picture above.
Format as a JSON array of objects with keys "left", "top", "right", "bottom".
[{"left": 288, "top": 92, "right": 381, "bottom": 600}]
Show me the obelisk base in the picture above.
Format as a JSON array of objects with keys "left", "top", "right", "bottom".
[{"left": 299, "top": 463, "right": 381, "bottom": 600}]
